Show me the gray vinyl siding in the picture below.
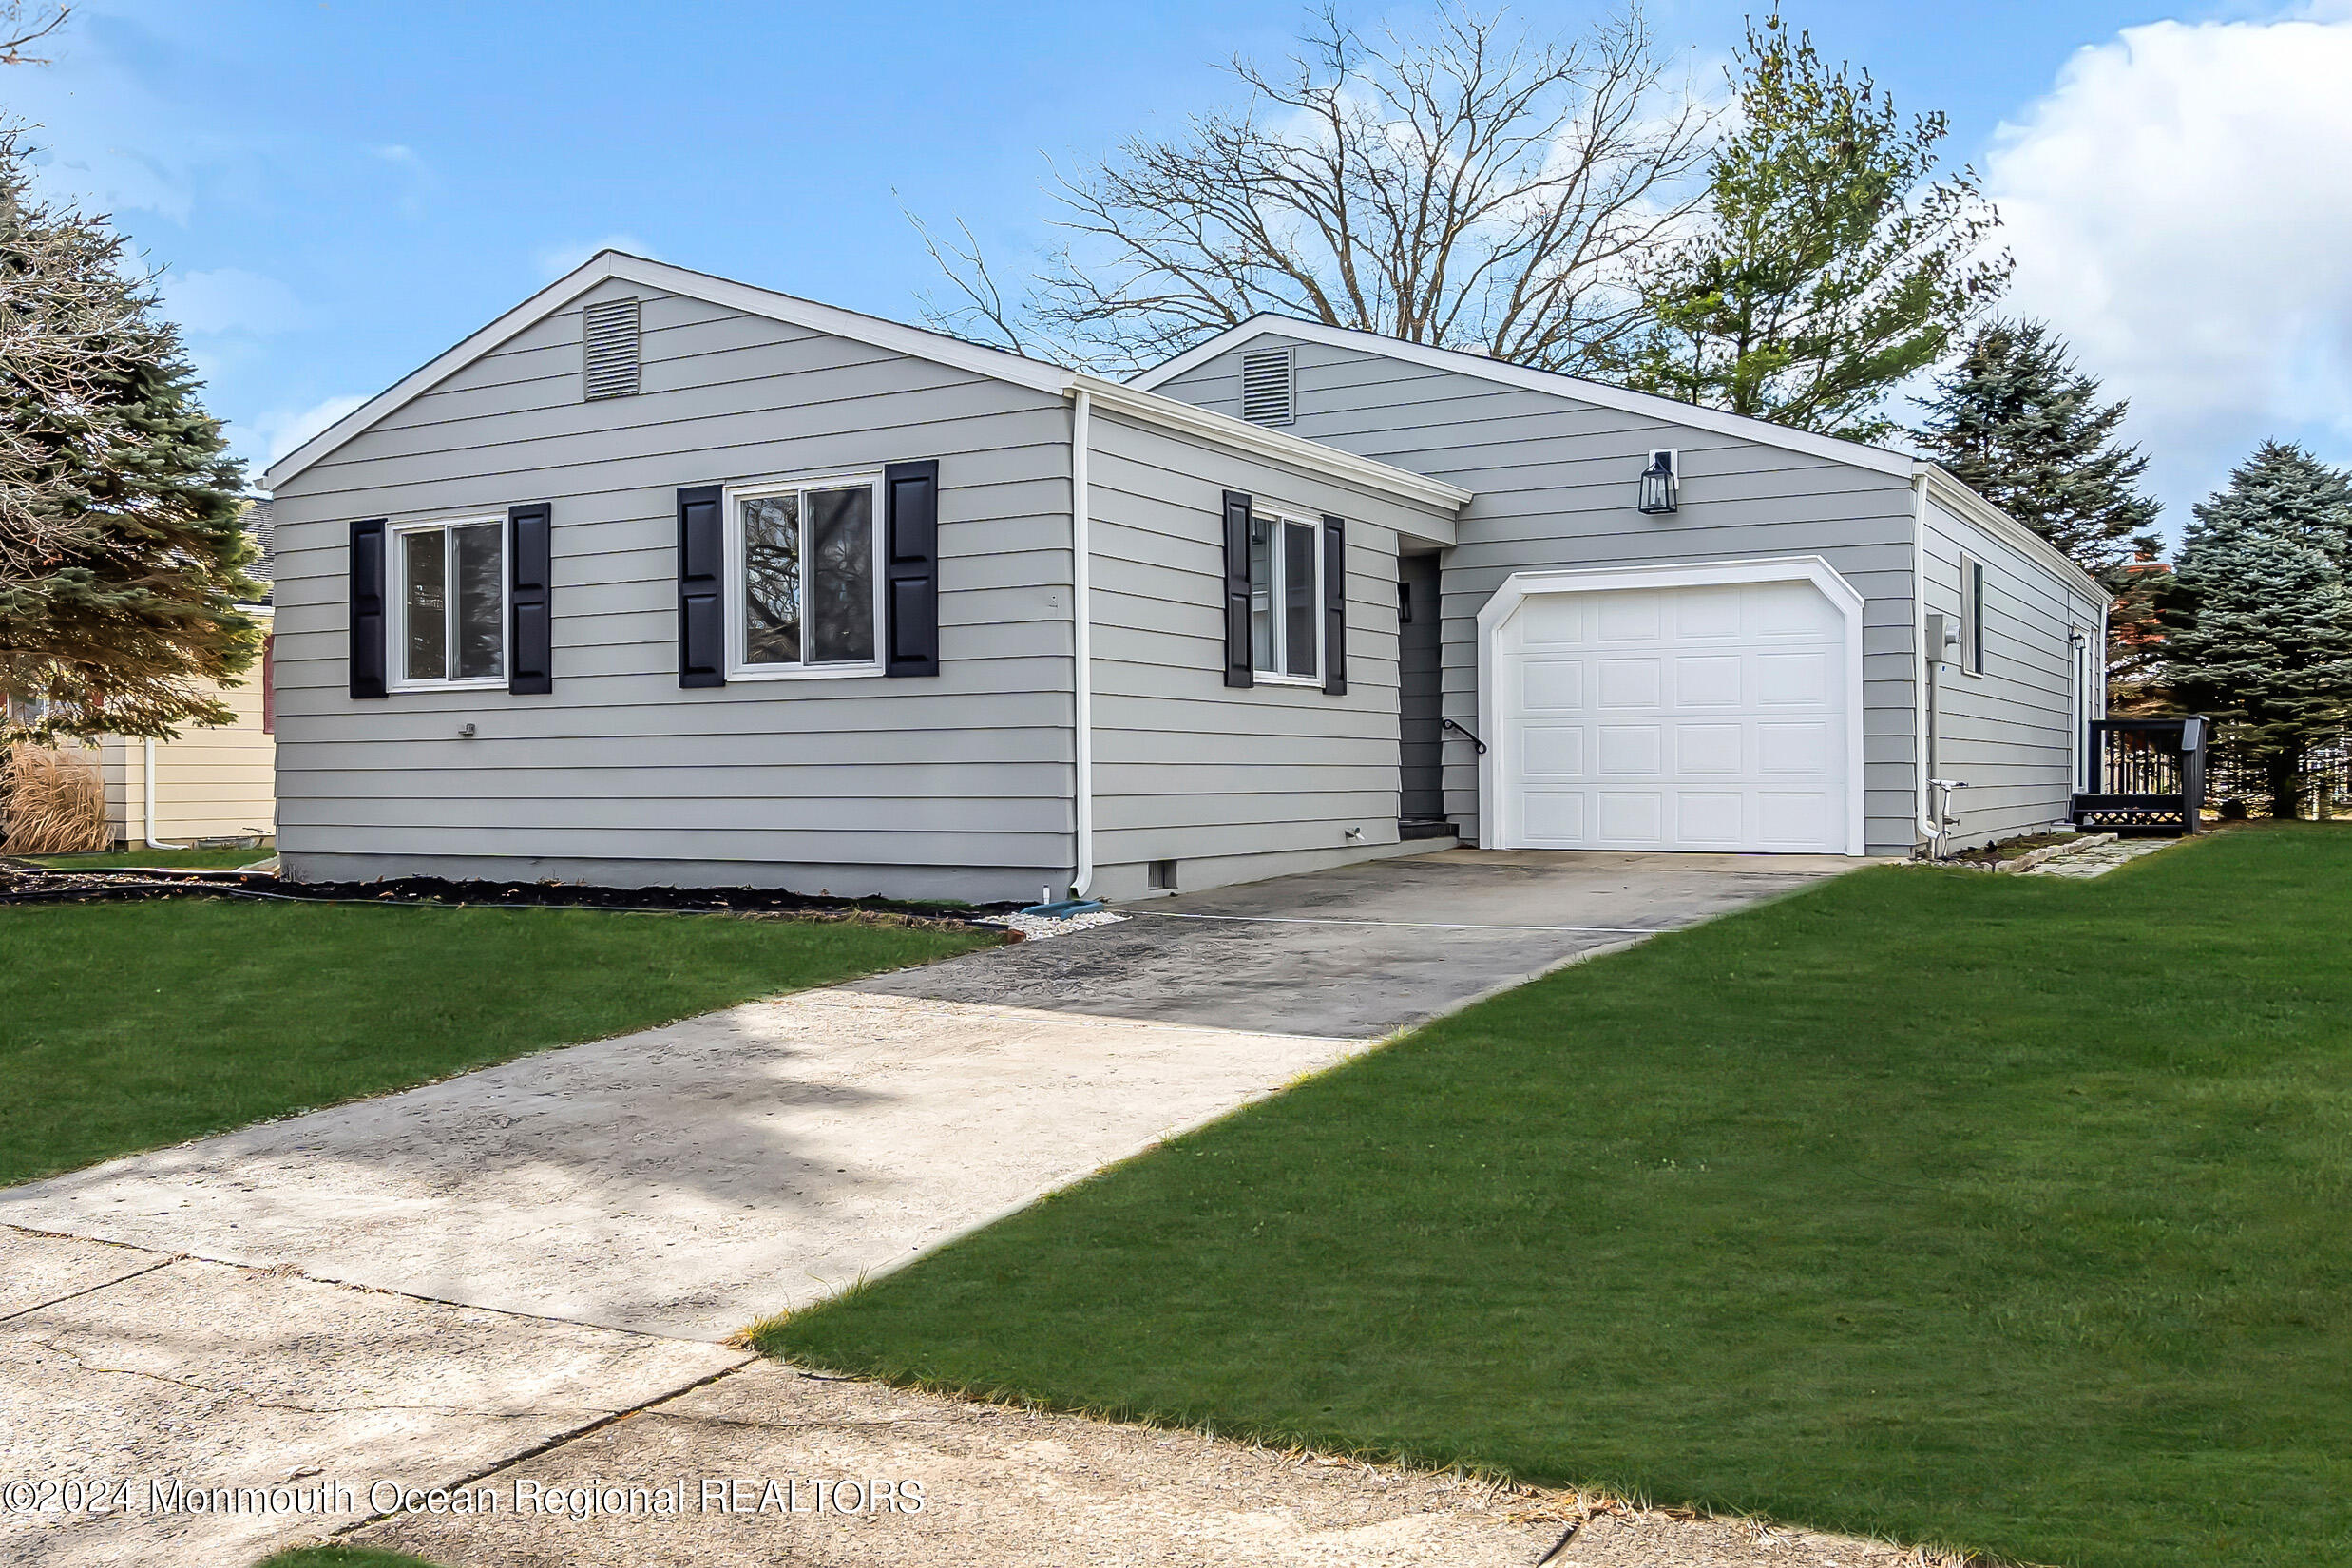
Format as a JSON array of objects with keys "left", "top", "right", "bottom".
[
  {"left": 1154, "top": 334, "right": 1925, "bottom": 854},
  {"left": 1398, "top": 552, "right": 1444, "bottom": 817},
  {"left": 1082, "top": 408, "right": 1454, "bottom": 901},
  {"left": 1922, "top": 500, "right": 2104, "bottom": 848},
  {"left": 268, "top": 277, "right": 1080, "bottom": 901}
]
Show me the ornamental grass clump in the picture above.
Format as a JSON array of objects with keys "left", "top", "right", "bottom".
[{"left": 0, "top": 743, "right": 107, "bottom": 852}]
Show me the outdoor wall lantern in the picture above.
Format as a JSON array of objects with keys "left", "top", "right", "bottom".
[{"left": 1637, "top": 449, "right": 1679, "bottom": 514}]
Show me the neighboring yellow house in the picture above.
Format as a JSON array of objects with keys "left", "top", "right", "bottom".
[
  {"left": 3, "top": 502, "right": 277, "bottom": 853},
  {"left": 97, "top": 610, "right": 277, "bottom": 847}
]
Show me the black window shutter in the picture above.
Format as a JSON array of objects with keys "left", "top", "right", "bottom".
[
  {"left": 507, "top": 502, "right": 553, "bottom": 695},
  {"left": 677, "top": 485, "right": 726, "bottom": 688},
  {"left": 349, "top": 518, "right": 387, "bottom": 699},
  {"left": 1222, "top": 490, "right": 1254, "bottom": 688},
  {"left": 883, "top": 459, "right": 940, "bottom": 677},
  {"left": 1321, "top": 515, "right": 1348, "bottom": 696}
]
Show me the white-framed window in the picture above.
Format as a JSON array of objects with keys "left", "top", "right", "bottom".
[
  {"left": 391, "top": 515, "right": 506, "bottom": 689},
  {"left": 1958, "top": 554, "right": 1988, "bottom": 677},
  {"left": 1248, "top": 509, "right": 1322, "bottom": 683},
  {"left": 724, "top": 473, "right": 883, "bottom": 679}
]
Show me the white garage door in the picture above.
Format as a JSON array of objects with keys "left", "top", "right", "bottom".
[{"left": 1496, "top": 578, "right": 1851, "bottom": 852}]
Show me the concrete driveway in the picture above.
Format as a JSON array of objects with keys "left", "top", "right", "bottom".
[
  {"left": 1, "top": 848, "right": 1855, "bottom": 1566},
  {"left": 2, "top": 849, "right": 1850, "bottom": 1339},
  {"left": 859, "top": 847, "right": 1855, "bottom": 1035}
]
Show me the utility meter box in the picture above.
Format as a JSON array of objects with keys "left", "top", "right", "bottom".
[{"left": 1924, "top": 613, "right": 1957, "bottom": 662}]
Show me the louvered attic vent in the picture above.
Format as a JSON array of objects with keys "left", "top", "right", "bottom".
[
  {"left": 582, "top": 297, "right": 641, "bottom": 400},
  {"left": 1240, "top": 345, "right": 1295, "bottom": 426}
]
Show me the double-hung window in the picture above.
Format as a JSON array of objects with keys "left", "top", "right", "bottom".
[
  {"left": 392, "top": 516, "right": 505, "bottom": 688},
  {"left": 1247, "top": 510, "right": 1322, "bottom": 682},
  {"left": 727, "top": 475, "right": 882, "bottom": 677}
]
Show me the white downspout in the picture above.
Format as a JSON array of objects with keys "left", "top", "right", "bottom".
[
  {"left": 142, "top": 737, "right": 187, "bottom": 851},
  {"left": 1069, "top": 389, "right": 1096, "bottom": 900},
  {"left": 1910, "top": 469, "right": 1941, "bottom": 849}
]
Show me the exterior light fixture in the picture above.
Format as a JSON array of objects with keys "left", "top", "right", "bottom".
[{"left": 1637, "top": 449, "right": 1679, "bottom": 514}]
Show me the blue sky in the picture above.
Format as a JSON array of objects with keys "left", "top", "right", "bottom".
[{"left": 10, "top": 0, "right": 2351, "bottom": 530}]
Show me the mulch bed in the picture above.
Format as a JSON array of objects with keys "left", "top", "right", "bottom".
[{"left": 0, "top": 864, "right": 1010, "bottom": 926}]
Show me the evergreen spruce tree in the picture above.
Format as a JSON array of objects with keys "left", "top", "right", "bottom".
[
  {"left": 2160, "top": 442, "right": 2352, "bottom": 817},
  {"left": 1917, "top": 319, "right": 2162, "bottom": 579},
  {"left": 0, "top": 130, "right": 259, "bottom": 742}
]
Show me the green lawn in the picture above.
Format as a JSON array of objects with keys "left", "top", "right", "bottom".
[
  {"left": 762, "top": 824, "right": 2352, "bottom": 1568},
  {"left": 1, "top": 900, "right": 991, "bottom": 1186},
  {"left": 22, "top": 846, "right": 268, "bottom": 870}
]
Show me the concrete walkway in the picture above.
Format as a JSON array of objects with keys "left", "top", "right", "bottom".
[
  {"left": 3, "top": 1226, "right": 1927, "bottom": 1568},
  {"left": 0, "top": 991, "right": 1368, "bottom": 1342},
  {"left": 1, "top": 849, "right": 1859, "bottom": 1565}
]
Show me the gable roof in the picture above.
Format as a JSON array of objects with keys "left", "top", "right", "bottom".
[
  {"left": 260, "top": 254, "right": 1470, "bottom": 513},
  {"left": 1131, "top": 315, "right": 2106, "bottom": 602},
  {"left": 1130, "top": 314, "right": 1922, "bottom": 479}
]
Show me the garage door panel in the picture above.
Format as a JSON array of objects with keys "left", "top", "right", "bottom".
[
  {"left": 1597, "top": 724, "right": 1663, "bottom": 775},
  {"left": 1675, "top": 654, "right": 1744, "bottom": 706},
  {"left": 1518, "top": 595, "right": 1589, "bottom": 649},
  {"left": 1676, "top": 792, "right": 1744, "bottom": 843},
  {"left": 1755, "top": 651, "right": 1829, "bottom": 706},
  {"left": 1676, "top": 723, "right": 1744, "bottom": 775},
  {"left": 1499, "top": 576, "right": 1850, "bottom": 854},
  {"left": 1596, "top": 793, "right": 1662, "bottom": 842},
  {"left": 1673, "top": 584, "right": 1745, "bottom": 641},
  {"left": 1748, "top": 581, "right": 1842, "bottom": 639},
  {"left": 1597, "top": 658, "right": 1662, "bottom": 709},
  {"left": 1520, "top": 658, "right": 1584, "bottom": 712},
  {"left": 1757, "top": 792, "right": 1834, "bottom": 846},
  {"left": 1757, "top": 721, "right": 1831, "bottom": 776},
  {"left": 1522, "top": 726, "right": 1583, "bottom": 778},
  {"left": 1521, "top": 790, "right": 1584, "bottom": 843},
  {"left": 1597, "top": 591, "right": 1663, "bottom": 642}
]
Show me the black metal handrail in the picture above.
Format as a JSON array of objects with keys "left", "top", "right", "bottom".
[{"left": 1443, "top": 717, "right": 1487, "bottom": 754}]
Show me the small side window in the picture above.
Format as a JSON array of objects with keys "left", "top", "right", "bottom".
[{"left": 1961, "top": 557, "right": 1988, "bottom": 676}]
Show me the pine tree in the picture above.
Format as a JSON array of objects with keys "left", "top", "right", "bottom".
[
  {"left": 0, "top": 131, "right": 259, "bottom": 742},
  {"left": 2160, "top": 442, "right": 2352, "bottom": 817},
  {"left": 1918, "top": 319, "right": 2162, "bottom": 579},
  {"left": 1612, "top": 13, "right": 2008, "bottom": 440}
]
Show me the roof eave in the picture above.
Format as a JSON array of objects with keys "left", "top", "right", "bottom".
[
  {"left": 1130, "top": 316, "right": 1920, "bottom": 481},
  {"left": 1072, "top": 374, "right": 1471, "bottom": 516},
  {"left": 1914, "top": 463, "right": 2109, "bottom": 603}
]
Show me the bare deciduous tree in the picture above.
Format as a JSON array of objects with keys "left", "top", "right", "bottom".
[
  {"left": 0, "top": 2, "right": 68, "bottom": 66},
  {"left": 918, "top": 4, "right": 1709, "bottom": 375}
]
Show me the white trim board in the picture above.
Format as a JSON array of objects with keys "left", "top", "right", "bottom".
[
  {"left": 1473, "top": 556, "right": 1869, "bottom": 858},
  {"left": 261, "top": 254, "right": 1471, "bottom": 519}
]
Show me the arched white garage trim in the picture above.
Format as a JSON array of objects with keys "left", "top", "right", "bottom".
[{"left": 1476, "top": 557, "right": 1867, "bottom": 856}]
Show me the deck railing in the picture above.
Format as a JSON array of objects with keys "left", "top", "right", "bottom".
[{"left": 2073, "top": 717, "right": 2208, "bottom": 833}]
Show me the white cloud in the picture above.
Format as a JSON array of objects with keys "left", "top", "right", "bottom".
[
  {"left": 534, "top": 233, "right": 659, "bottom": 280},
  {"left": 373, "top": 143, "right": 435, "bottom": 218},
  {"left": 234, "top": 393, "right": 370, "bottom": 476},
  {"left": 1986, "top": 12, "right": 2352, "bottom": 525},
  {"left": 157, "top": 267, "right": 306, "bottom": 335}
]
